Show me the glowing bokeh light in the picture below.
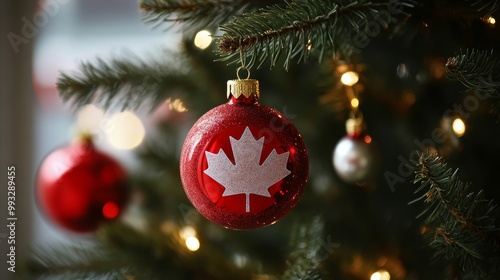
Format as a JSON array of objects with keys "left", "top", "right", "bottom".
[
  {"left": 452, "top": 117, "right": 466, "bottom": 137},
  {"left": 179, "top": 226, "right": 196, "bottom": 239},
  {"left": 371, "top": 269, "right": 391, "bottom": 280},
  {"left": 486, "top": 16, "right": 496, "bottom": 25},
  {"left": 166, "top": 98, "right": 188, "bottom": 112},
  {"left": 350, "top": 97, "right": 359, "bottom": 108},
  {"left": 194, "top": 30, "right": 212, "bottom": 49},
  {"left": 102, "top": 202, "right": 120, "bottom": 219},
  {"left": 341, "top": 71, "right": 359, "bottom": 86},
  {"left": 306, "top": 39, "right": 312, "bottom": 51},
  {"left": 106, "top": 111, "right": 145, "bottom": 150},
  {"left": 185, "top": 236, "right": 200, "bottom": 251},
  {"left": 77, "top": 104, "right": 104, "bottom": 132}
]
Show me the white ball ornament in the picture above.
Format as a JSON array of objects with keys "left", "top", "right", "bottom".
[{"left": 333, "top": 117, "right": 377, "bottom": 184}]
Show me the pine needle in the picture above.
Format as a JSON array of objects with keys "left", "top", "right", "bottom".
[
  {"left": 445, "top": 49, "right": 500, "bottom": 114},
  {"left": 217, "top": 0, "right": 415, "bottom": 69},
  {"left": 25, "top": 242, "right": 128, "bottom": 280},
  {"left": 412, "top": 152, "right": 500, "bottom": 279},
  {"left": 56, "top": 49, "right": 196, "bottom": 111},
  {"left": 469, "top": 0, "right": 500, "bottom": 17},
  {"left": 139, "top": 0, "right": 253, "bottom": 34},
  {"left": 282, "top": 216, "right": 330, "bottom": 280}
]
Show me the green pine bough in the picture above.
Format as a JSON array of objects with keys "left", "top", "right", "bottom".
[
  {"left": 216, "top": 0, "right": 415, "bottom": 69},
  {"left": 139, "top": 0, "right": 253, "bottom": 34},
  {"left": 139, "top": 0, "right": 416, "bottom": 69},
  {"left": 446, "top": 49, "right": 500, "bottom": 114},
  {"left": 412, "top": 152, "right": 500, "bottom": 279}
]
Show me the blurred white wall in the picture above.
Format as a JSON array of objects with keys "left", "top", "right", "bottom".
[
  {"left": 1, "top": 3, "right": 36, "bottom": 280},
  {"left": 1, "top": 1, "right": 180, "bottom": 278}
]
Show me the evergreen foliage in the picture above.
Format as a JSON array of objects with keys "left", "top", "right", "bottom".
[
  {"left": 25, "top": 0, "right": 500, "bottom": 279},
  {"left": 469, "top": 0, "right": 500, "bottom": 17},
  {"left": 216, "top": 0, "right": 415, "bottom": 69},
  {"left": 446, "top": 49, "right": 500, "bottom": 113},
  {"left": 282, "top": 217, "right": 329, "bottom": 280},
  {"left": 25, "top": 242, "right": 124, "bottom": 280},
  {"left": 56, "top": 50, "right": 194, "bottom": 110},
  {"left": 139, "top": 0, "right": 254, "bottom": 34},
  {"left": 412, "top": 152, "right": 500, "bottom": 279}
]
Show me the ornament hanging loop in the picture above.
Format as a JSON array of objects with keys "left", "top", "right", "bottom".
[
  {"left": 236, "top": 66, "right": 251, "bottom": 80},
  {"left": 237, "top": 47, "right": 251, "bottom": 80},
  {"left": 226, "top": 46, "right": 258, "bottom": 99}
]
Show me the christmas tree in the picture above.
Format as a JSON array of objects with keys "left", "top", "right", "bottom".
[{"left": 17, "top": 0, "right": 500, "bottom": 279}]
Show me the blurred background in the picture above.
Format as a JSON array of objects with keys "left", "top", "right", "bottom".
[
  {"left": 1, "top": 1, "right": 500, "bottom": 279},
  {"left": 1, "top": 1, "right": 177, "bottom": 279}
]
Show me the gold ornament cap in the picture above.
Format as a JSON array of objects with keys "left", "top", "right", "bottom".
[
  {"left": 227, "top": 79, "right": 260, "bottom": 99},
  {"left": 346, "top": 117, "right": 364, "bottom": 136},
  {"left": 74, "top": 130, "right": 95, "bottom": 145}
]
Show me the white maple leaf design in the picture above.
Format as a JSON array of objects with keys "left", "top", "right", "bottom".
[{"left": 204, "top": 126, "right": 291, "bottom": 213}]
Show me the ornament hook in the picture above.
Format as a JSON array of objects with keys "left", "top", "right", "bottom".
[
  {"left": 237, "top": 46, "right": 251, "bottom": 80},
  {"left": 236, "top": 66, "right": 251, "bottom": 80},
  {"left": 349, "top": 110, "right": 363, "bottom": 121}
]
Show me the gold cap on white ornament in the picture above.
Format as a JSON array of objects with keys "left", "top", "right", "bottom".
[
  {"left": 227, "top": 79, "right": 260, "bottom": 99},
  {"left": 345, "top": 117, "right": 364, "bottom": 136}
]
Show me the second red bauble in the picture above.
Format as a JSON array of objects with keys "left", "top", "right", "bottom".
[
  {"left": 36, "top": 138, "right": 128, "bottom": 233},
  {"left": 180, "top": 79, "right": 309, "bottom": 230}
]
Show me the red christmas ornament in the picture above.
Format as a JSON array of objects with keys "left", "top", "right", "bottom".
[
  {"left": 36, "top": 137, "right": 128, "bottom": 233},
  {"left": 180, "top": 78, "right": 309, "bottom": 230}
]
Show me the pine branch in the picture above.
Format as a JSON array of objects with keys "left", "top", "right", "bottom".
[
  {"left": 57, "top": 49, "right": 196, "bottom": 110},
  {"left": 100, "top": 221, "right": 263, "bottom": 280},
  {"left": 24, "top": 222, "right": 179, "bottom": 280},
  {"left": 217, "top": 0, "right": 415, "bottom": 69},
  {"left": 137, "top": 124, "right": 181, "bottom": 170},
  {"left": 468, "top": 0, "right": 500, "bottom": 17},
  {"left": 282, "top": 216, "right": 329, "bottom": 280},
  {"left": 24, "top": 243, "right": 127, "bottom": 279},
  {"left": 412, "top": 152, "right": 500, "bottom": 279},
  {"left": 445, "top": 49, "right": 500, "bottom": 113},
  {"left": 139, "top": 0, "right": 253, "bottom": 33},
  {"left": 25, "top": 221, "right": 260, "bottom": 280}
]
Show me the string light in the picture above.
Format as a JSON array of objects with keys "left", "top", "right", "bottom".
[
  {"left": 485, "top": 16, "right": 496, "bottom": 26},
  {"left": 185, "top": 236, "right": 200, "bottom": 251},
  {"left": 350, "top": 97, "right": 360, "bottom": 108},
  {"left": 306, "top": 39, "right": 312, "bottom": 51},
  {"left": 106, "top": 111, "right": 145, "bottom": 150},
  {"left": 179, "top": 226, "right": 200, "bottom": 251},
  {"left": 179, "top": 226, "right": 196, "bottom": 239},
  {"left": 76, "top": 104, "right": 104, "bottom": 132},
  {"left": 194, "top": 30, "right": 212, "bottom": 49},
  {"left": 341, "top": 71, "right": 359, "bottom": 86},
  {"left": 452, "top": 117, "right": 466, "bottom": 137},
  {"left": 371, "top": 269, "right": 391, "bottom": 280},
  {"left": 166, "top": 98, "right": 188, "bottom": 112}
]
